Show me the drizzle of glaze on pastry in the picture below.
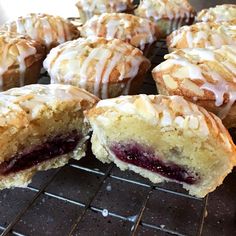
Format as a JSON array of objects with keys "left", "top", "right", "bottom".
[
  {"left": 76, "top": 0, "right": 132, "bottom": 19},
  {"left": 96, "top": 94, "right": 233, "bottom": 150},
  {"left": 1, "top": 13, "right": 79, "bottom": 49},
  {"left": 81, "top": 13, "right": 159, "bottom": 51},
  {"left": 44, "top": 37, "right": 150, "bottom": 99},
  {"left": 197, "top": 4, "right": 236, "bottom": 23},
  {"left": 134, "top": 0, "right": 195, "bottom": 34},
  {"left": 168, "top": 22, "right": 236, "bottom": 49},
  {"left": 0, "top": 32, "right": 39, "bottom": 91},
  {"left": 153, "top": 46, "right": 236, "bottom": 119}
]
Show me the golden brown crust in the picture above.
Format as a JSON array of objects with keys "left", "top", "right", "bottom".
[
  {"left": 0, "top": 13, "right": 80, "bottom": 51},
  {"left": 81, "top": 13, "right": 161, "bottom": 53},
  {"left": 167, "top": 21, "right": 236, "bottom": 51},
  {"left": 44, "top": 37, "right": 150, "bottom": 99},
  {"left": 0, "top": 31, "right": 46, "bottom": 91},
  {"left": 152, "top": 46, "right": 236, "bottom": 127}
]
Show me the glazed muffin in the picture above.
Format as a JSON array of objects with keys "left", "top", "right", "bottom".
[
  {"left": 85, "top": 94, "right": 236, "bottom": 198},
  {"left": 0, "top": 13, "right": 80, "bottom": 51},
  {"left": 134, "top": 0, "right": 195, "bottom": 38},
  {"left": 43, "top": 37, "right": 150, "bottom": 99},
  {"left": 152, "top": 45, "right": 236, "bottom": 128},
  {"left": 197, "top": 4, "right": 236, "bottom": 23},
  {"left": 167, "top": 21, "right": 236, "bottom": 51},
  {"left": 76, "top": 0, "right": 135, "bottom": 24},
  {"left": 0, "top": 84, "right": 98, "bottom": 190},
  {"left": 0, "top": 31, "right": 46, "bottom": 91},
  {"left": 80, "top": 13, "right": 161, "bottom": 56}
]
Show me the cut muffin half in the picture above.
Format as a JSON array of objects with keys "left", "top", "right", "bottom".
[
  {"left": 0, "top": 84, "right": 98, "bottom": 190},
  {"left": 85, "top": 94, "right": 236, "bottom": 197}
]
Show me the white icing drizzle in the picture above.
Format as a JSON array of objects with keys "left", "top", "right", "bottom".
[
  {"left": 17, "top": 44, "right": 37, "bottom": 86},
  {"left": 169, "top": 22, "right": 236, "bottom": 49},
  {"left": 4, "top": 14, "right": 75, "bottom": 49},
  {"left": 197, "top": 4, "right": 236, "bottom": 23},
  {"left": 135, "top": 0, "right": 194, "bottom": 25},
  {"left": 81, "top": 13, "right": 158, "bottom": 51},
  {"left": 0, "top": 34, "right": 37, "bottom": 90},
  {"left": 44, "top": 38, "right": 149, "bottom": 99},
  {"left": 154, "top": 45, "right": 236, "bottom": 119}
]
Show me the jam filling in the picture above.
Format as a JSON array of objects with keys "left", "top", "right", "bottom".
[
  {"left": 110, "top": 142, "right": 198, "bottom": 185},
  {"left": 0, "top": 130, "right": 81, "bottom": 176}
]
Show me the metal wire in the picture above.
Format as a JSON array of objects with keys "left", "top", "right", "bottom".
[{"left": 0, "top": 39, "right": 208, "bottom": 236}]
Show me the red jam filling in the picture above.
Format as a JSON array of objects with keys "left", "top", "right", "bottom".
[
  {"left": 110, "top": 142, "right": 198, "bottom": 185},
  {"left": 0, "top": 130, "right": 80, "bottom": 176}
]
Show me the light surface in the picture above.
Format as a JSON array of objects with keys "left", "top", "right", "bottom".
[{"left": 0, "top": 0, "right": 78, "bottom": 24}]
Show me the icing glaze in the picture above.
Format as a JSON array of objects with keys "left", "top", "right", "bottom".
[
  {"left": 44, "top": 37, "right": 149, "bottom": 99},
  {"left": 153, "top": 45, "right": 236, "bottom": 119},
  {"left": 81, "top": 13, "right": 158, "bottom": 51},
  {"left": 135, "top": 0, "right": 195, "bottom": 28},
  {"left": 1, "top": 13, "right": 78, "bottom": 49},
  {"left": 0, "top": 33, "right": 38, "bottom": 91},
  {"left": 197, "top": 4, "right": 236, "bottom": 23},
  {"left": 168, "top": 22, "right": 236, "bottom": 49}
]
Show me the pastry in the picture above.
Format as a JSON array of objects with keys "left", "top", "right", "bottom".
[
  {"left": 0, "top": 13, "right": 80, "bottom": 51},
  {"left": 0, "top": 84, "right": 98, "bottom": 190},
  {"left": 152, "top": 45, "right": 236, "bottom": 128},
  {"left": 43, "top": 37, "right": 150, "bottom": 99},
  {"left": 134, "top": 0, "right": 195, "bottom": 38},
  {"left": 167, "top": 21, "right": 236, "bottom": 51},
  {"left": 76, "top": 0, "right": 135, "bottom": 24},
  {"left": 85, "top": 94, "right": 236, "bottom": 198},
  {"left": 80, "top": 13, "right": 161, "bottom": 56},
  {"left": 197, "top": 4, "right": 236, "bottom": 23},
  {"left": 0, "top": 31, "right": 46, "bottom": 91}
]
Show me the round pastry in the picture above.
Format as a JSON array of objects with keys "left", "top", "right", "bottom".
[
  {"left": 134, "top": 0, "right": 195, "bottom": 38},
  {"left": 0, "top": 13, "right": 80, "bottom": 51},
  {"left": 0, "top": 31, "right": 46, "bottom": 91},
  {"left": 152, "top": 45, "right": 236, "bottom": 128},
  {"left": 43, "top": 37, "right": 151, "bottom": 99},
  {"left": 197, "top": 4, "right": 236, "bottom": 23},
  {"left": 80, "top": 13, "right": 161, "bottom": 57},
  {"left": 167, "top": 21, "right": 236, "bottom": 51},
  {"left": 0, "top": 84, "right": 98, "bottom": 190},
  {"left": 85, "top": 94, "right": 236, "bottom": 198},
  {"left": 76, "top": 0, "right": 135, "bottom": 24}
]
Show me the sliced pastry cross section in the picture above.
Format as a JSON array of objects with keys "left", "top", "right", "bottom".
[
  {"left": 152, "top": 45, "right": 236, "bottom": 128},
  {"left": 0, "top": 84, "right": 98, "bottom": 190},
  {"left": 43, "top": 37, "right": 150, "bottom": 99},
  {"left": 85, "top": 94, "right": 236, "bottom": 198}
]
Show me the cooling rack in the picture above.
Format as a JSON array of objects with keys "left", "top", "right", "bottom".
[{"left": 0, "top": 38, "right": 235, "bottom": 236}]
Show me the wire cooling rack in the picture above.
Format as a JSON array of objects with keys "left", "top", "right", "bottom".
[{"left": 0, "top": 39, "right": 235, "bottom": 236}]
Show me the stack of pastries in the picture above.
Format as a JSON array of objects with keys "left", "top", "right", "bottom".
[{"left": 0, "top": 2, "right": 235, "bottom": 199}]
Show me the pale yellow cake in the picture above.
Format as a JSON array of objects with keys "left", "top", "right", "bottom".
[
  {"left": 0, "top": 84, "right": 98, "bottom": 190},
  {"left": 86, "top": 95, "right": 236, "bottom": 198}
]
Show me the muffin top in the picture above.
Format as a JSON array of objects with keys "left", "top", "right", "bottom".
[
  {"left": 0, "top": 13, "right": 80, "bottom": 50},
  {"left": 135, "top": 0, "right": 195, "bottom": 20},
  {"left": 197, "top": 4, "right": 236, "bottom": 23},
  {"left": 81, "top": 13, "right": 160, "bottom": 50}
]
